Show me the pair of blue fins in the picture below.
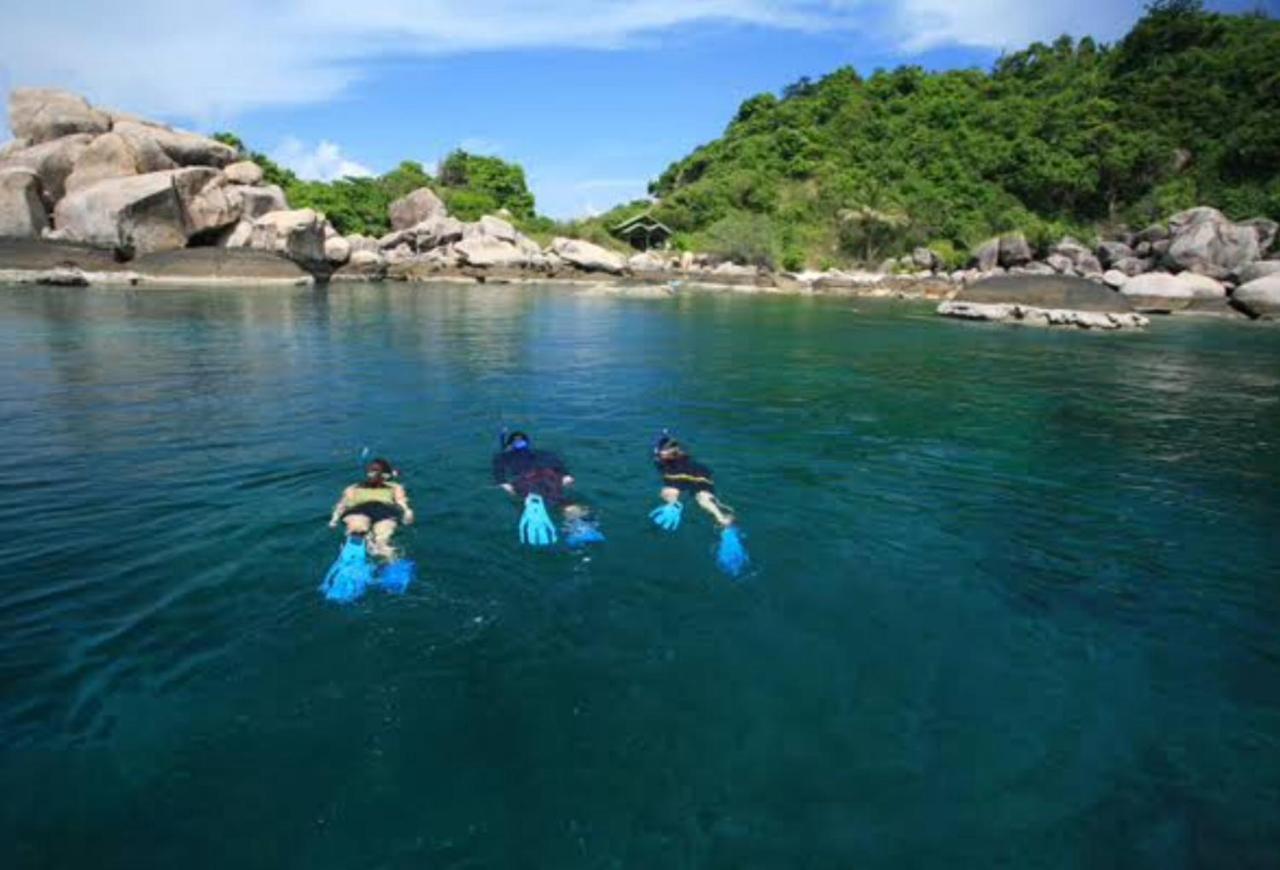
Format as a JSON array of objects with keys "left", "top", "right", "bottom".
[
  {"left": 516, "top": 492, "right": 750, "bottom": 577},
  {"left": 319, "top": 536, "right": 415, "bottom": 604}
]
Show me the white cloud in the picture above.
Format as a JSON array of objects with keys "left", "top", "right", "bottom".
[
  {"left": 0, "top": 1, "right": 1152, "bottom": 127},
  {"left": 271, "top": 137, "right": 374, "bottom": 182}
]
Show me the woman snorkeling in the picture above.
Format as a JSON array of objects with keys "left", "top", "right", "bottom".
[{"left": 328, "top": 458, "right": 414, "bottom": 560}]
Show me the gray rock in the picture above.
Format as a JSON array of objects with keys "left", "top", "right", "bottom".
[
  {"left": 35, "top": 266, "right": 89, "bottom": 286},
  {"left": 64, "top": 132, "right": 145, "bottom": 194},
  {"left": 550, "top": 237, "right": 625, "bottom": 274},
  {"left": 332, "top": 249, "right": 388, "bottom": 281},
  {"left": 324, "top": 234, "right": 351, "bottom": 265},
  {"left": 454, "top": 235, "right": 528, "bottom": 268},
  {"left": 53, "top": 168, "right": 220, "bottom": 255},
  {"left": 346, "top": 234, "right": 379, "bottom": 255},
  {"left": 1102, "top": 270, "right": 1127, "bottom": 289},
  {"left": 1237, "top": 261, "right": 1280, "bottom": 284},
  {"left": 998, "top": 232, "right": 1033, "bottom": 268},
  {"left": 389, "top": 187, "right": 447, "bottom": 231},
  {"left": 0, "top": 133, "right": 95, "bottom": 207},
  {"left": 477, "top": 214, "right": 517, "bottom": 243},
  {"left": 219, "top": 220, "right": 253, "bottom": 248},
  {"left": 1096, "top": 241, "right": 1134, "bottom": 267},
  {"left": 1231, "top": 275, "right": 1280, "bottom": 319},
  {"left": 1135, "top": 224, "right": 1168, "bottom": 244},
  {"left": 1050, "top": 237, "right": 1090, "bottom": 262},
  {"left": 0, "top": 168, "right": 50, "bottom": 237},
  {"left": 249, "top": 208, "right": 326, "bottom": 263},
  {"left": 1120, "top": 273, "right": 1197, "bottom": 312},
  {"left": 628, "top": 251, "right": 669, "bottom": 273},
  {"left": 1242, "top": 218, "right": 1278, "bottom": 254},
  {"left": 972, "top": 238, "right": 1000, "bottom": 272},
  {"left": 937, "top": 300, "right": 1147, "bottom": 330},
  {"left": 1135, "top": 241, "right": 1152, "bottom": 258},
  {"left": 911, "top": 246, "right": 939, "bottom": 271},
  {"left": 8, "top": 89, "right": 110, "bottom": 145},
  {"left": 1019, "top": 261, "right": 1056, "bottom": 276},
  {"left": 131, "top": 247, "right": 314, "bottom": 283},
  {"left": 953, "top": 274, "right": 1135, "bottom": 312},
  {"left": 111, "top": 121, "right": 235, "bottom": 168},
  {"left": 1046, "top": 254, "right": 1073, "bottom": 274},
  {"left": 1075, "top": 254, "right": 1104, "bottom": 276},
  {"left": 238, "top": 185, "right": 288, "bottom": 221},
  {"left": 1112, "top": 256, "right": 1150, "bottom": 277},
  {"left": 185, "top": 174, "right": 243, "bottom": 236},
  {"left": 1165, "top": 212, "right": 1259, "bottom": 278},
  {"left": 224, "top": 161, "right": 264, "bottom": 186}
]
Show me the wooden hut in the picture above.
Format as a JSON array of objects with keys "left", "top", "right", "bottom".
[{"left": 612, "top": 211, "right": 673, "bottom": 251}]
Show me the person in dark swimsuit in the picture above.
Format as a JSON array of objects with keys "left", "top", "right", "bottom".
[
  {"left": 492, "top": 430, "right": 587, "bottom": 521},
  {"left": 328, "top": 458, "right": 414, "bottom": 559},
  {"left": 654, "top": 435, "right": 734, "bottom": 527}
]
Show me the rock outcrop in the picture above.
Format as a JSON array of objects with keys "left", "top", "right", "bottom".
[
  {"left": 388, "top": 187, "right": 447, "bottom": 231},
  {"left": 9, "top": 89, "right": 110, "bottom": 144},
  {"left": 0, "top": 168, "right": 50, "bottom": 237},
  {"left": 550, "top": 237, "right": 625, "bottom": 274},
  {"left": 938, "top": 300, "right": 1148, "bottom": 330},
  {"left": 1232, "top": 275, "right": 1280, "bottom": 319},
  {"left": 953, "top": 274, "right": 1136, "bottom": 312},
  {"left": 1163, "top": 207, "right": 1260, "bottom": 278},
  {"left": 248, "top": 209, "right": 325, "bottom": 264},
  {"left": 52, "top": 168, "right": 222, "bottom": 255}
]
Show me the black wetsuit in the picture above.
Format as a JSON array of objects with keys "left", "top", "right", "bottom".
[
  {"left": 493, "top": 448, "right": 573, "bottom": 506},
  {"left": 656, "top": 455, "right": 715, "bottom": 495}
]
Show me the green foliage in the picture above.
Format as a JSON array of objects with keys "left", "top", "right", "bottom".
[
  {"left": 700, "top": 213, "right": 778, "bottom": 268},
  {"left": 633, "top": 5, "right": 1278, "bottom": 266},
  {"left": 437, "top": 150, "right": 536, "bottom": 220},
  {"left": 208, "top": 138, "right": 541, "bottom": 237}
]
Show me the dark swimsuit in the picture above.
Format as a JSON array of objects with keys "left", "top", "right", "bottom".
[
  {"left": 493, "top": 449, "right": 575, "bottom": 507},
  {"left": 341, "top": 484, "right": 404, "bottom": 524},
  {"left": 657, "top": 456, "right": 716, "bottom": 495}
]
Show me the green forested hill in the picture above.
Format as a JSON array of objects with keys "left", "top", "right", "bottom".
[{"left": 608, "top": 1, "right": 1279, "bottom": 269}]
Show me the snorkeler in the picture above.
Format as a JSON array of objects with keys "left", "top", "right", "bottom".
[
  {"left": 650, "top": 433, "right": 748, "bottom": 575},
  {"left": 492, "top": 430, "right": 602, "bottom": 546},
  {"left": 328, "top": 457, "right": 414, "bottom": 560},
  {"left": 650, "top": 434, "right": 734, "bottom": 529}
]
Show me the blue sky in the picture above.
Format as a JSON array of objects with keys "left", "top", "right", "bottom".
[{"left": 0, "top": 0, "right": 1272, "bottom": 218}]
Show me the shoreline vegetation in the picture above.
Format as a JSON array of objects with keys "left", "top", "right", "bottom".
[{"left": 0, "top": 1, "right": 1276, "bottom": 328}]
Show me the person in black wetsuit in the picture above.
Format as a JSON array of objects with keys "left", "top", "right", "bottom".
[
  {"left": 492, "top": 430, "right": 588, "bottom": 523},
  {"left": 654, "top": 435, "right": 734, "bottom": 527}
]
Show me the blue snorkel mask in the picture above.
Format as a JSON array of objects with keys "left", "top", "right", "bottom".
[
  {"left": 653, "top": 428, "right": 678, "bottom": 458},
  {"left": 501, "top": 429, "right": 531, "bottom": 452}
]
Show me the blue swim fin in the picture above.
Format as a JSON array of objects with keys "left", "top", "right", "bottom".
[
  {"left": 377, "top": 559, "right": 416, "bottom": 594},
  {"left": 320, "top": 536, "right": 374, "bottom": 603},
  {"left": 564, "top": 517, "right": 605, "bottom": 547},
  {"left": 518, "top": 494, "right": 558, "bottom": 546},
  {"left": 715, "top": 525, "right": 750, "bottom": 579}
]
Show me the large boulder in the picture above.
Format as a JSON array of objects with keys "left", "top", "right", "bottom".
[
  {"left": 550, "top": 237, "right": 625, "bottom": 274},
  {"left": 1096, "top": 241, "right": 1134, "bottom": 268},
  {"left": 388, "top": 187, "right": 446, "bottom": 231},
  {"left": 475, "top": 214, "right": 517, "bottom": 243},
  {"left": 1231, "top": 275, "right": 1280, "bottom": 319},
  {"left": 998, "top": 232, "right": 1033, "bottom": 268},
  {"left": 224, "top": 161, "right": 264, "bottom": 186},
  {"left": 324, "top": 234, "right": 352, "bottom": 265},
  {"left": 332, "top": 249, "right": 388, "bottom": 281},
  {"left": 238, "top": 184, "right": 288, "bottom": 220},
  {"left": 52, "top": 168, "right": 220, "bottom": 255},
  {"left": 1237, "top": 261, "right": 1280, "bottom": 285},
  {"left": 8, "top": 89, "right": 110, "bottom": 145},
  {"left": 1112, "top": 256, "right": 1151, "bottom": 277},
  {"left": 64, "top": 132, "right": 141, "bottom": 194},
  {"left": 111, "top": 121, "right": 235, "bottom": 168},
  {"left": 0, "top": 134, "right": 94, "bottom": 207},
  {"left": 454, "top": 235, "right": 528, "bottom": 268},
  {"left": 185, "top": 175, "right": 243, "bottom": 236},
  {"left": 249, "top": 209, "right": 325, "bottom": 263},
  {"left": 1164, "top": 207, "right": 1260, "bottom": 278},
  {"left": 0, "top": 169, "right": 50, "bottom": 237},
  {"left": 346, "top": 234, "right": 379, "bottom": 255},
  {"left": 628, "top": 251, "right": 670, "bottom": 273},
  {"left": 1119, "top": 273, "right": 1203, "bottom": 312},
  {"left": 972, "top": 238, "right": 1000, "bottom": 272},
  {"left": 954, "top": 274, "right": 1135, "bottom": 312},
  {"left": 911, "top": 246, "right": 939, "bottom": 271}
]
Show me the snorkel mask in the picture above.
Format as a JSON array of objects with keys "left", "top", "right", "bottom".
[{"left": 501, "top": 429, "right": 531, "bottom": 452}]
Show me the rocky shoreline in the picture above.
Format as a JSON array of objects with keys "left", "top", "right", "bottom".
[{"left": 1, "top": 88, "right": 1277, "bottom": 326}]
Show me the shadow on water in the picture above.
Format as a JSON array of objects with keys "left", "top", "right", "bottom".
[{"left": 0, "top": 283, "right": 1278, "bottom": 868}]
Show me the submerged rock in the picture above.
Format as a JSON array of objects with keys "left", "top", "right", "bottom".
[
  {"left": 937, "top": 300, "right": 1148, "bottom": 330},
  {"left": 952, "top": 274, "right": 1135, "bottom": 312}
]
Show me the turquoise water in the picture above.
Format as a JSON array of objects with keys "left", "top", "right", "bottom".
[{"left": 1, "top": 283, "right": 1279, "bottom": 868}]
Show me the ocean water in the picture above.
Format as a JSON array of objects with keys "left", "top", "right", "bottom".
[{"left": 1, "top": 282, "right": 1278, "bottom": 869}]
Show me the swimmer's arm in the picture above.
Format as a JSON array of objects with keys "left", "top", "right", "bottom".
[
  {"left": 328, "top": 486, "right": 355, "bottom": 527},
  {"left": 393, "top": 484, "right": 414, "bottom": 524}
]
